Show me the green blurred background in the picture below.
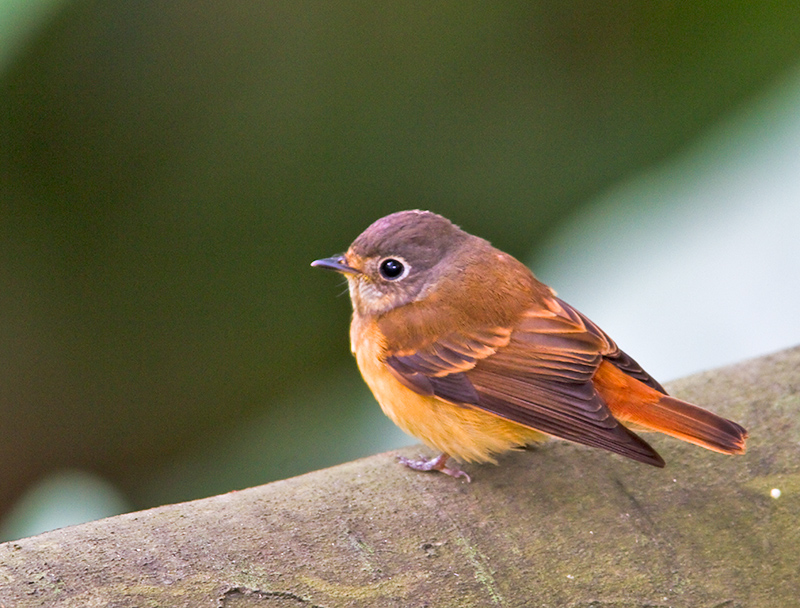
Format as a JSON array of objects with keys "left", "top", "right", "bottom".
[{"left": 2, "top": 1, "right": 800, "bottom": 540}]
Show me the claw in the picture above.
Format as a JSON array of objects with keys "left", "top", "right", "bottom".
[{"left": 397, "top": 452, "right": 471, "bottom": 482}]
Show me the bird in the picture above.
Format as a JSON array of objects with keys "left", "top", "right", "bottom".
[{"left": 312, "top": 210, "right": 748, "bottom": 480}]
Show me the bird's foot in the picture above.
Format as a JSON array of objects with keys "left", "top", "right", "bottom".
[{"left": 397, "top": 452, "right": 471, "bottom": 482}]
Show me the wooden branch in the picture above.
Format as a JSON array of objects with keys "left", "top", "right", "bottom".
[{"left": 2, "top": 347, "right": 799, "bottom": 607}]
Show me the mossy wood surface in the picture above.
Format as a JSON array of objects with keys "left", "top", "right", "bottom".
[{"left": 1, "top": 347, "right": 799, "bottom": 607}]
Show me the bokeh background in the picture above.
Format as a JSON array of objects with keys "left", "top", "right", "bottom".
[{"left": 2, "top": 1, "right": 800, "bottom": 540}]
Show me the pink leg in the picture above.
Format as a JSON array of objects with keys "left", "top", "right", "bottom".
[{"left": 397, "top": 452, "right": 471, "bottom": 482}]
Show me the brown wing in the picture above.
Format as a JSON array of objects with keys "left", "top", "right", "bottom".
[
  {"left": 384, "top": 297, "right": 665, "bottom": 467},
  {"left": 566, "top": 300, "right": 666, "bottom": 394}
]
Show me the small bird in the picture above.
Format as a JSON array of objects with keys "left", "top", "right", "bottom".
[{"left": 312, "top": 210, "right": 747, "bottom": 480}]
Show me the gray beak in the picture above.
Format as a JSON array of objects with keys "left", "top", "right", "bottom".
[{"left": 311, "top": 254, "right": 361, "bottom": 275}]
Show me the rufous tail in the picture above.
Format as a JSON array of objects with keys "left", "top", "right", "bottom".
[{"left": 593, "top": 360, "right": 748, "bottom": 455}]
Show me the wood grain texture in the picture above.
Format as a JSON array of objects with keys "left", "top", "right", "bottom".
[{"left": 1, "top": 346, "right": 798, "bottom": 608}]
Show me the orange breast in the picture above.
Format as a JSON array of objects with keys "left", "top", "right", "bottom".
[{"left": 351, "top": 318, "right": 545, "bottom": 463}]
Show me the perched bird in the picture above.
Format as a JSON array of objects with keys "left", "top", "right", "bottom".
[{"left": 312, "top": 210, "right": 747, "bottom": 480}]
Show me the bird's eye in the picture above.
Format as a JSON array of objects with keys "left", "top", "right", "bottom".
[{"left": 378, "top": 257, "right": 407, "bottom": 280}]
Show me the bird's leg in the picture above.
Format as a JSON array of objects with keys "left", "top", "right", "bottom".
[{"left": 397, "top": 452, "right": 471, "bottom": 482}]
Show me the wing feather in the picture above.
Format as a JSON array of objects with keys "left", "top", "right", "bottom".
[
  {"left": 383, "top": 296, "right": 665, "bottom": 466},
  {"left": 564, "top": 299, "right": 666, "bottom": 394}
]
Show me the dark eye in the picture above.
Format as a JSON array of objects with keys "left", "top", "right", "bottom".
[{"left": 379, "top": 258, "right": 406, "bottom": 280}]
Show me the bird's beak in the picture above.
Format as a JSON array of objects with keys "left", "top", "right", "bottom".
[{"left": 311, "top": 254, "right": 361, "bottom": 275}]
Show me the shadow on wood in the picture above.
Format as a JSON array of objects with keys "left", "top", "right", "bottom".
[{"left": 1, "top": 347, "right": 799, "bottom": 607}]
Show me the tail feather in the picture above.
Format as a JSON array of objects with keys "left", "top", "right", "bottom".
[
  {"left": 615, "top": 394, "right": 747, "bottom": 455},
  {"left": 593, "top": 360, "right": 748, "bottom": 455}
]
